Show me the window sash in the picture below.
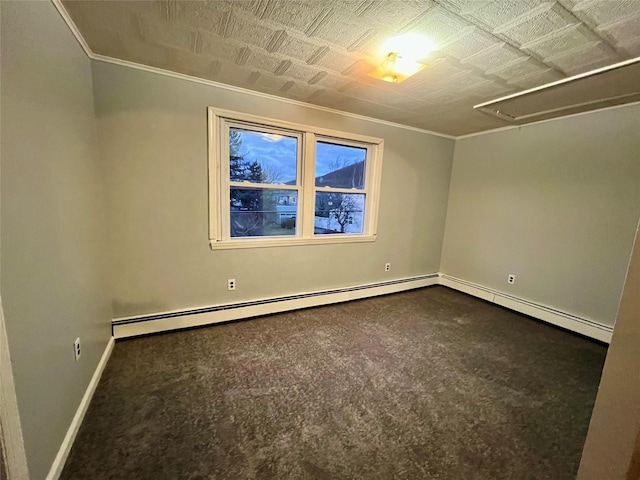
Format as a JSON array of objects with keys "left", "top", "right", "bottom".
[{"left": 221, "top": 121, "right": 303, "bottom": 241}]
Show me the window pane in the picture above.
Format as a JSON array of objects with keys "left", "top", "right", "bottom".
[
  {"left": 230, "top": 128, "right": 297, "bottom": 184},
  {"left": 314, "top": 192, "right": 364, "bottom": 235},
  {"left": 230, "top": 188, "right": 297, "bottom": 237},
  {"left": 315, "top": 142, "right": 366, "bottom": 189}
]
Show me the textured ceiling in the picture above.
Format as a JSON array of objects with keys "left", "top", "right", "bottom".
[{"left": 60, "top": 0, "right": 640, "bottom": 136}]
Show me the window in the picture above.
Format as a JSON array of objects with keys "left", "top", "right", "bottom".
[{"left": 208, "top": 108, "right": 384, "bottom": 249}]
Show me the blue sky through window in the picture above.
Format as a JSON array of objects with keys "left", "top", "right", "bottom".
[{"left": 236, "top": 130, "right": 365, "bottom": 184}]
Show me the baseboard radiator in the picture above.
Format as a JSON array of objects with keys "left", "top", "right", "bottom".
[
  {"left": 113, "top": 274, "right": 440, "bottom": 338},
  {"left": 112, "top": 273, "right": 612, "bottom": 343},
  {"left": 439, "top": 274, "right": 612, "bottom": 343}
]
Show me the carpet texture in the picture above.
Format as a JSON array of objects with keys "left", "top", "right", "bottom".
[{"left": 61, "top": 286, "right": 607, "bottom": 480}]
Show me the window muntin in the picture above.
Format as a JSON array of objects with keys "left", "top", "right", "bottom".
[
  {"left": 209, "top": 108, "right": 383, "bottom": 249},
  {"left": 225, "top": 124, "right": 301, "bottom": 240}
]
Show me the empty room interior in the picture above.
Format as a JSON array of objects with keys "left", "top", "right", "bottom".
[{"left": 1, "top": 1, "right": 640, "bottom": 479}]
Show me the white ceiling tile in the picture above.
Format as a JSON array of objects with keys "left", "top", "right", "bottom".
[
  {"left": 289, "top": 82, "right": 324, "bottom": 101},
  {"left": 463, "top": 0, "right": 550, "bottom": 30},
  {"left": 136, "top": 18, "right": 191, "bottom": 51},
  {"left": 276, "top": 36, "right": 325, "bottom": 64},
  {"left": 246, "top": 70, "right": 261, "bottom": 85},
  {"left": 546, "top": 41, "right": 620, "bottom": 75},
  {"left": 322, "top": 95, "right": 378, "bottom": 113},
  {"left": 436, "top": 0, "right": 486, "bottom": 15},
  {"left": 521, "top": 24, "right": 601, "bottom": 61},
  {"left": 367, "top": 89, "right": 429, "bottom": 110},
  {"left": 170, "top": 49, "right": 215, "bottom": 77},
  {"left": 312, "top": 73, "right": 355, "bottom": 91},
  {"left": 249, "top": 73, "right": 283, "bottom": 95},
  {"left": 348, "top": 0, "right": 435, "bottom": 32},
  {"left": 316, "top": 50, "right": 362, "bottom": 74},
  {"left": 506, "top": 68, "right": 565, "bottom": 89},
  {"left": 572, "top": 0, "right": 640, "bottom": 26},
  {"left": 200, "top": 38, "right": 247, "bottom": 64},
  {"left": 75, "top": 25, "right": 124, "bottom": 57},
  {"left": 121, "top": 36, "right": 172, "bottom": 67},
  {"left": 314, "top": 17, "right": 378, "bottom": 50},
  {"left": 62, "top": 1, "right": 138, "bottom": 31},
  {"left": 440, "top": 28, "right": 501, "bottom": 61},
  {"left": 486, "top": 57, "right": 548, "bottom": 82},
  {"left": 343, "top": 83, "right": 395, "bottom": 105},
  {"left": 597, "top": 16, "right": 640, "bottom": 48},
  {"left": 444, "top": 71, "right": 494, "bottom": 93},
  {"left": 461, "top": 43, "right": 527, "bottom": 73},
  {"left": 619, "top": 38, "right": 640, "bottom": 57},
  {"left": 229, "top": 17, "right": 280, "bottom": 50},
  {"left": 405, "top": 6, "right": 477, "bottom": 49},
  {"left": 341, "top": 59, "right": 373, "bottom": 76},
  {"left": 172, "top": 1, "right": 238, "bottom": 32},
  {"left": 309, "top": 72, "right": 328, "bottom": 86},
  {"left": 496, "top": 3, "right": 580, "bottom": 46},
  {"left": 259, "top": 1, "right": 334, "bottom": 36},
  {"left": 420, "top": 88, "right": 469, "bottom": 104},
  {"left": 282, "top": 62, "right": 324, "bottom": 83},
  {"left": 246, "top": 52, "right": 284, "bottom": 74},
  {"left": 214, "top": 60, "right": 258, "bottom": 86},
  {"left": 410, "top": 59, "right": 475, "bottom": 91},
  {"left": 463, "top": 82, "right": 516, "bottom": 101}
]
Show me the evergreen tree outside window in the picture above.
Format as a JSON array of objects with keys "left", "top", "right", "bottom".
[{"left": 227, "top": 128, "right": 298, "bottom": 237}]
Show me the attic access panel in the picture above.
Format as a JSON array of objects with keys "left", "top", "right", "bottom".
[{"left": 475, "top": 57, "right": 640, "bottom": 122}]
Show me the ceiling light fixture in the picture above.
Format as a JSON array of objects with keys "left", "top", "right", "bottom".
[
  {"left": 376, "top": 52, "right": 425, "bottom": 83},
  {"left": 371, "top": 34, "right": 436, "bottom": 83}
]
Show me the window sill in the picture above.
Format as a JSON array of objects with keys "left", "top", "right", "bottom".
[{"left": 209, "top": 234, "right": 377, "bottom": 250}]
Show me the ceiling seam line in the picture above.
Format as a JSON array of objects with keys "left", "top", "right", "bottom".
[{"left": 431, "top": 0, "right": 567, "bottom": 77}]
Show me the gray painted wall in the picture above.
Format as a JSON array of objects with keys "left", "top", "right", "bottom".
[
  {"left": 91, "top": 61, "right": 455, "bottom": 319},
  {"left": 1, "top": 2, "right": 112, "bottom": 479},
  {"left": 577, "top": 219, "right": 640, "bottom": 479},
  {"left": 441, "top": 104, "right": 640, "bottom": 326}
]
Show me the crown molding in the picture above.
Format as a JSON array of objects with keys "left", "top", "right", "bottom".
[
  {"left": 50, "top": 0, "right": 92, "bottom": 57},
  {"left": 91, "top": 54, "right": 457, "bottom": 139}
]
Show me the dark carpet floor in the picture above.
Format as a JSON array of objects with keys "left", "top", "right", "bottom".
[{"left": 61, "top": 286, "right": 607, "bottom": 480}]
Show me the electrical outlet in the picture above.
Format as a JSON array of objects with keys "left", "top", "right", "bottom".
[
  {"left": 73, "top": 337, "right": 81, "bottom": 362},
  {"left": 384, "top": 263, "right": 391, "bottom": 272},
  {"left": 507, "top": 274, "right": 516, "bottom": 285},
  {"left": 227, "top": 278, "right": 236, "bottom": 291}
]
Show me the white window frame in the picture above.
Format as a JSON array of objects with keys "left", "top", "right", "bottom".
[{"left": 208, "top": 107, "right": 384, "bottom": 250}]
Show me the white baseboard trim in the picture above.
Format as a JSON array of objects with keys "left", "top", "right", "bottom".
[
  {"left": 113, "top": 274, "right": 440, "bottom": 338},
  {"left": 46, "top": 337, "right": 115, "bottom": 480},
  {"left": 439, "top": 274, "right": 613, "bottom": 343}
]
